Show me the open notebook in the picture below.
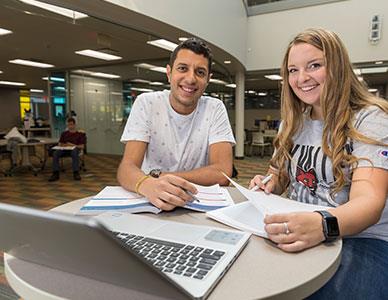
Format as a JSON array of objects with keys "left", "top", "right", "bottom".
[
  {"left": 206, "top": 176, "right": 328, "bottom": 238},
  {"left": 78, "top": 184, "right": 234, "bottom": 215}
]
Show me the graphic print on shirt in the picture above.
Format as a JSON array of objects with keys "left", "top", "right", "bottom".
[
  {"left": 296, "top": 166, "right": 318, "bottom": 194},
  {"left": 291, "top": 144, "right": 329, "bottom": 197}
]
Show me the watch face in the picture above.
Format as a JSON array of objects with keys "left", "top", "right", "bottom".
[
  {"left": 149, "top": 169, "right": 161, "bottom": 178},
  {"left": 326, "top": 216, "right": 340, "bottom": 237}
]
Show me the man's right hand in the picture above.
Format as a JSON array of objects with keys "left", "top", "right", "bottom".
[{"left": 138, "top": 174, "right": 198, "bottom": 211}]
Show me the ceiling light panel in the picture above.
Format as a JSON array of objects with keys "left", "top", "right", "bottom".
[
  {"left": 264, "top": 74, "right": 282, "bottom": 80},
  {"left": 209, "top": 79, "right": 227, "bottom": 85},
  {"left": 0, "top": 28, "right": 13, "bottom": 36},
  {"left": 360, "top": 67, "right": 388, "bottom": 74},
  {"left": 0, "top": 80, "right": 26, "bottom": 86},
  {"left": 134, "top": 63, "right": 167, "bottom": 74},
  {"left": 9, "top": 59, "right": 54, "bottom": 68},
  {"left": 30, "top": 89, "right": 44, "bottom": 92},
  {"left": 75, "top": 50, "right": 122, "bottom": 61},
  {"left": 147, "top": 39, "right": 178, "bottom": 52},
  {"left": 73, "top": 70, "right": 120, "bottom": 79},
  {"left": 20, "top": 0, "right": 88, "bottom": 19},
  {"left": 225, "top": 83, "right": 236, "bottom": 88}
]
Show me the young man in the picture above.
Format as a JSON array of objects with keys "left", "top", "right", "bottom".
[
  {"left": 117, "top": 38, "right": 235, "bottom": 211},
  {"left": 48, "top": 118, "right": 86, "bottom": 182}
]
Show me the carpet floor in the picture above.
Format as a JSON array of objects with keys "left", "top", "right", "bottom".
[{"left": 0, "top": 153, "right": 270, "bottom": 299}]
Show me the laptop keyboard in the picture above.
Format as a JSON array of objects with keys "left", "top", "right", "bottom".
[{"left": 113, "top": 231, "right": 225, "bottom": 280}]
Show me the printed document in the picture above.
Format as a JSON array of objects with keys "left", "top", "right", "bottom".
[
  {"left": 78, "top": 184, "right": 234, "bottom": 215},
  {"left": 207, "top": 175, "right": 327, "bottom": 238}
]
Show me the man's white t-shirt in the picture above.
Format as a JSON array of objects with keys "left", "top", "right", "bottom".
[{"left": 121, "top": 90, "right": 235, "bottom": 174}]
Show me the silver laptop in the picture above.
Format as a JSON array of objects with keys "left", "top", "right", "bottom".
[{"left": 0, "top": 203, "right": 250, "bottom": 299}]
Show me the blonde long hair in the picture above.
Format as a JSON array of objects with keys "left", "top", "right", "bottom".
[{"left": 271, "top": 28, "right": 388, "bottom": 194}]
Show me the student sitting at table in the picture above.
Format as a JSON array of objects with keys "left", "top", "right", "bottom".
[
  {"left": 249, "top": 28, "right": 388, "bottom": 299},
  {"left": 117, "top": 38, "right": 235, "bottom": 211},
  {"left": 48, "top": 117, "right": 86, "bottom": 182}
]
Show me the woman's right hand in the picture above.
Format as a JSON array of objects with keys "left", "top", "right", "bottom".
[{"left": 249, "top": 174, "right": 276, "bottom": 194}]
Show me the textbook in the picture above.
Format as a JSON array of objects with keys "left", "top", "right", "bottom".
[
  {"left": 77, "top": 184, "right": 234, "bottom": 215},
  {"left": 206, "top": 176, "right": 327, "bottom": 238}
]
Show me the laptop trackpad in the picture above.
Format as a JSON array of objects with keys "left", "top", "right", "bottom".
[{"left": 150, "top": 223, "right": 207, "bottom": 242}]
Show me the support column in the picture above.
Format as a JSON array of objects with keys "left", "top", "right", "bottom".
[{"left": 234, "top": 70, "right": 245, "bottom": 159}]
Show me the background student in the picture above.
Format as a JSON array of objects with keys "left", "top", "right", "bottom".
[
  {"left": 49, "top": 117, "right": 86, "bottom": 181},
  {"left": 249, "top": 28, "right": 388, "bottom": 299},
  {"left": 118, "top": 38, "right": 235, "bottom": 211}
]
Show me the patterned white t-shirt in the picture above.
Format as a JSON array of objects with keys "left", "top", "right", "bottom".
[
  {"left": 287, "top": 106, "right": 388, "bottom": 242},
  {"left": 121, "top": 90, "right": 235, "bottom": 174}
]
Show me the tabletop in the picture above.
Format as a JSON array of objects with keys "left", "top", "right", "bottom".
[{"left": 4, "top": 188, "right": 342, "bottom": 300}]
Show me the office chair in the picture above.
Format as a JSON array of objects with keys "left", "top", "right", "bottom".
[
  {"left": 0, "top": 146, "right": 13, "bottom": 177},
  {"left": 250, "top": 131, "right": 271, "bottom": 157}
]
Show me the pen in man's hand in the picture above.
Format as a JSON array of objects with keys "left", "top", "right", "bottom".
[
  {"left": 250, "top": 174, "right": 273, "bottom": 191},
  {"left": 186, "top": 190, "right": 200, "bottom": 202}
]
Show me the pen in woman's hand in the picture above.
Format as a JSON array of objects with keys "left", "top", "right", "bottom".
[{"left": 250, "top": 174, "right": 273, "bottom": 191}]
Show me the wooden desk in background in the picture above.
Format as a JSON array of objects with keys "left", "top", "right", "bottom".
[{"left": 4, "top": 188, "right": 342, "bottom": 300}]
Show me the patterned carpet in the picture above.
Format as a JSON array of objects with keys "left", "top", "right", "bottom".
[{"left": 0, "top": 153, "right": 269, "bottom": 299}]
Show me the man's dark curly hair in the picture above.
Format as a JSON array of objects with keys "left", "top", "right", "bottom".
[{"left": 169, "top": 37, "right": 213, "bottom": 73}]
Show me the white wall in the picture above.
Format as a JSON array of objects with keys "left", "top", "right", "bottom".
[
  {"left": 105, "top": 0, "right": 248, "bottom": 66},
  {"left": 246, "top": 0, "right": 388, "bottom": 71},
  {"left": 228, "top": 109, "right": 281, "bottom": 129}
]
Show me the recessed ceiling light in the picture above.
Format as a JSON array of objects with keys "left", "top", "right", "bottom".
[
  {"left": 134, "top": 63, "right": 167, "bottom": 74},
  {"left": 248, "top": 90, "right": 256, "bottom": 94},
  {"left": 9, "top": 59, "right": 54, "bottom": 68},
  {"left": 0, "top": 80, "right": 26, "bottom": 86},
  {"left": 209, "top": 79, "right": 227, "bottom": 85},
  {"left": 225, "top": 83, "right": 236, "bottom": 88},
  {"left": 147, "top": 39, "right": 178, "bottom": 52},
  {"left": 73, "top": 70, "right": 120, "bottom": 79},
  {"left": 131, "top": 87, "right": 154, "bottom": 92},
  {"left": 178, "top": 37, "right": 188, "bottom": 42},
  {"left": 20, "top": 0, "right": 88, "bottom": 19},
  {"left": 30, "top": 89, "right": 44, "bottom": 93},
  {"left": 75, "top": 49, "right": 122, "bottom": 61},
  {"left": 0, "top": 70, "right": 3, "bottom": 74},
  {"left": 368, "top": 88, "right": 378, "bottom": 92},
  {"left": 264, "top": 74, "right": 282, "bottom": 80},
  {"left": 42, "top": 76, "right": 65, "bottom": 82},
  {"left": 149, "top": 82, "right": 164, "bottom": 86},
  {"left": 353, "top": 69, "right": 361, "bottom": 75},
  {"left": 360, "top": 67, "right": 388, "bottom": 74},
  {"left": 131, "top": 79, "right": 151, "bottom": 84},
  {"left": 375, "top": 61, "right": 383, "bottom": 65},
  {"left": 258, "top": 92, "right": 268, "bottom": 96},
  {"left": 0, "top": 28, "right": 13, "bottom": 36},
  {"left": 87, "top": 82, "right": 106, "bottom": 87},
  {"left": 224, "top": 60, "right": 231, "bottom": 64}
]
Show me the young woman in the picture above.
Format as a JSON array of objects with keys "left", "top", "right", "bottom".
[{"left": 249, "top": 28, "right": 388, "bottom": 299}]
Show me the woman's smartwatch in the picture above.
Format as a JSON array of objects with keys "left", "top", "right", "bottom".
[
  {"left": 315, "top": 210, "right": 340, "bottom": 243},
  {"left": 148, "top": 169, "right": 162, "bottom": 178}
]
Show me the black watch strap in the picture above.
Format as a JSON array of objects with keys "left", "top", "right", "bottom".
[{"left": 315, "top": 210, "right": 340, "bottom": 243}]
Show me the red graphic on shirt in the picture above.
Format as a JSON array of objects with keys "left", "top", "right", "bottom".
[{"left": 296, "top": 166, "right": 317, "bottom": 194}]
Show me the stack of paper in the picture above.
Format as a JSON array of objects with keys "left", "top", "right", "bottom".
[
  {"left": 78, "top": 186, "right": 161, "bottom": 215},
  {"left": 78, "top": 184, "right": 234, "bottom": 216},
  {"left": 206, "top": 176, "right": 327, "bottom": 238},
  {"left": 185, "top": 184, "right": 234, "bottom": 212}
]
